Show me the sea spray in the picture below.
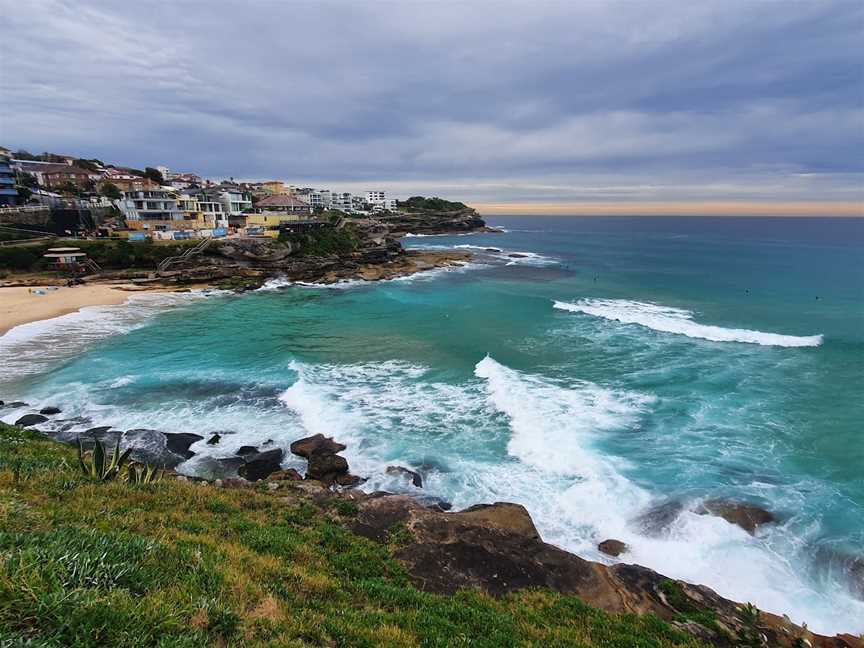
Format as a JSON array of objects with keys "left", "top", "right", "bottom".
[{"left": 554, "top": 299, "right": 823, "bottom": 347}]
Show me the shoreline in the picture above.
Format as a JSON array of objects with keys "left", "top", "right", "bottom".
[
  {"left": 0, "top": 249, "right": 475, "bottom": 338},
  {"left": 0, "top": 283, "right": 176, "bottom": 338}
]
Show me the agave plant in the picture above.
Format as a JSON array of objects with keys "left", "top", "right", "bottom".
[
  {"left": 126, "top": 462, "right": 163, "bottom": 485},
  {"left": 77, "top": 437, "right": 132, "bottom": 482}
]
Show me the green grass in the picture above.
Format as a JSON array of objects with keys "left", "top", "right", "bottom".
[{"left": 0, "top": 422, "right": 707, "bottom": 647}]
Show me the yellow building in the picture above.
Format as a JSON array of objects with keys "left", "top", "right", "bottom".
[
  {"left": 260, "top": 181, "right": 286, "bottom": 194},
  {"left": 244, "top": 212, "right": 312, "bottom": 237}
]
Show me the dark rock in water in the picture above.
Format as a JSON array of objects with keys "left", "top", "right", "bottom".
[
  {"left": 696, "top": 499, "right": 776, "bottom": 535},
  {"left": 15, "top": 414, "right": 48, "bottom": 427},
  {"left": 598, "top": 539, "right": 628, "bottom": 557},
  {"left": 849, "top": 557, "right": 864, "bottom": 600},
  {"left": 1, "top": 401, "right": 28, "bottom": 409},
  {"left": 84, "top": 426, "right": 113, "bottom": 436},
  {"left": 507, "top": 253, "right": 529, "bottom": 258},
  {"left": 386, "top": 465, "right": 423, "bottom": 488},
  {"left": 459, "top": 502, "right": 540, "bottom": 540},
  {"left": 306, "top": 453, "right": 349, "bottom": 482},
  {"left": 290, "top": 433, "right": 346, "bottom": 458},
  {"left": 236, "top": 445, "right": 259, "bottom": 456},
  {"left": 427, "top": 501, "right": 453, "bottom": 512},
  {"left": 633, "top": 500, "right": 684, "bottom": 536},
  {"left": 123, "top": 429, "right": 185, "bottom": 469},
  {"left": 266, "top": 468, "right": 302, "bottom": 482},
  {"left": 162, "top": 432, "right": 204, "bottom": 460},
  {"left": 237, "top": 448, "right": 284, "bottom": 481},
  {"left": 206, "top": 433, "right": 221, "bottom": 445},
  {"left": 39, "top": 406, "right": 61, "bottom": 415},
  {"left": 214, "top": 455, "right": 247, "bottom": 474}
]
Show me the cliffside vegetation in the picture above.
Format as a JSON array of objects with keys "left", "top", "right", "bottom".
[
  {"left": 278, "top": 224, "right": 362, "bottom": 257},
  {"left": 0, "top": 421, "right": 706, "bottom": 648},
  {"left": 398, "top": 196, "right": 467, "bottom": 212},
  {"left": 0, "top": 239, "right": 200, "bottom": 272}
]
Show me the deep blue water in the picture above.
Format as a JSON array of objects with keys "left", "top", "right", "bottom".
[{"left": 1, "top": 216, "right": 862, "bottom": 633}]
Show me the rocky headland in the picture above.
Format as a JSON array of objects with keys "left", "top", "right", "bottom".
[{"left": 3, "top": 402, "right": 861, "bottom": 648}]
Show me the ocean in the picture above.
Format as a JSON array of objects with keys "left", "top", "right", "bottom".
[{"left": 1, "top": 215, "right": 862, "bottom": 634}]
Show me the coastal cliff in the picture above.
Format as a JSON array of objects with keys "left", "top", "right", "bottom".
[
  {"left": 0, "top": 207, "right": 488, "bottom": 290},
  {"left": 1, "top": 417, "right": 860, "bottom": 648}
]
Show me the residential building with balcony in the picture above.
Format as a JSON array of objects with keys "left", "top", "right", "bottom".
[
  {"left": 115, "top": 189, "right": 183, "bottom": 229},
  {"left": 0, "top": 153, "right": 18, "bottom": 206}
]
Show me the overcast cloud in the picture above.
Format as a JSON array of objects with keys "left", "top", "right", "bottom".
[{"left": 1, "top": 0, "right": 862, "bottom": 205}]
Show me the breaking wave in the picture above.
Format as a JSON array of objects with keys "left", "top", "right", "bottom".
[{"left": 554, "top": 299, "right": 823, "bottom": 347}]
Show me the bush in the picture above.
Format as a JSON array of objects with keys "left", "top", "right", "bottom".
[
  {"left": 399, "top": 196, "right": 467, "bottom": 212},
  {"left": 278, "top": 225, "right": 360, "bottom": 257}
]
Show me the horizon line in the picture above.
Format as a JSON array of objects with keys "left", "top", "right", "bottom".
[{"left": 468, "top": 201, "right": 864, "bottom": 217}]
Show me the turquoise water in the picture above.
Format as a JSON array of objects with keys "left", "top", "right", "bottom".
[{"left": 1, "top": 216, "right": 862, "bottom": 633}]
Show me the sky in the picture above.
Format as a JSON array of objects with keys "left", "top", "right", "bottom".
[{"left": 1, "top": 0, "right": 862, "bottom": 214}]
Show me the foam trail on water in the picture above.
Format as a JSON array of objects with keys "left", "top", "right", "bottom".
[{"left": 554, "top": 299, "right": 823, "bottom": 347}]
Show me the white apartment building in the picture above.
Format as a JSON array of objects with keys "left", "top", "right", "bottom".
[
  {"left": 330, "top": 192, "right": 354, "bottom": 212},
  {"left": 365, "top": 190, "right": 386, "bottom": 205},
  {"left": 116, "top": 190, "right": 183, "bottom": 221},
  {"left": 306, "top": 189, "right": 332, "bottom": 210},
  {"left": 218, "top": 189, "right": 252, "bottom": 219}
]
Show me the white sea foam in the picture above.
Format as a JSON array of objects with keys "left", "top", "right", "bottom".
[
  {"left": 554, "top": 299, "right": 823, "bottom": 347},
  {"left": 0, "top": 292, "right": 213, "bottom": 381},
  {"left": 471, "top": 356, "right": 862, "bottom": 634}
]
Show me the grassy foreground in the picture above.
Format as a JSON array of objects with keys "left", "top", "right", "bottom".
[{"left": 0, "top": 422, "right": 707, "bottom": 647}]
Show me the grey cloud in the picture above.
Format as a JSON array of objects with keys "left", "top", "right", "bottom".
[{"left": 1, "top": 0, "right": 861, "bottom": 203}]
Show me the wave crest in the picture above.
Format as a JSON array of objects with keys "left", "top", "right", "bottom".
[{"left": 554, "top": 299, "right": 823, "bottom": 347}]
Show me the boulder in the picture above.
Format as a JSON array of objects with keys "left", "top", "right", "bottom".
[
  {"left": 39, "top": 406, "right": 62, "bottom": 415},
  {"left": 83, "top": 426, "right": 113, "bottom": 436},
  {"left": 306, "top": 453, "right": 349, "bottom": 482},
  {"left": 123, "top": 429, "right": 184, "bottom": 468},
  {"left": 633, "top": 500, "right": 683, "bottom": 536},
  {"left": 696, "top": 499, "right": 776, "bottom": 535},
  {"left": 238, "top": 448, "right": 284, "bottom": 481},
  {"left": 334, "top": 473, "right": 365, "bottom": 488},
  {"left": 236, "top": 445, "right": 259, "bottom": 456},
  {"left": 386, "top": 465, "right": 423, "bottom": 488},
  {"left": 1, "top": 401, "right": 28, "bottom": 409},
  {"left": 162, "top": 432, "right": 204, "bottom": 460},
  {"left": 290, "top": 433, "right": 346, "bottom": 458},
  {"left": 598, "top": 539, "right": 628, "bottom": 557},
  {"left": 206, "top": 433, "right": 222, "bottom": 445},
  {"left": 457, "top": 503, "right": 540, "bottom": 540},
  {"left": 15, "top": 414, "right": 48, "bottom": 427},
  {"left": 266, "top": 468, "right": 303, "bottom": 482}
]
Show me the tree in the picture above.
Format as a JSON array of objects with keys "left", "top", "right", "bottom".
[
  {"left": 143, "top": 167, "right": 164, "bottom": 184},
  {"left": 18, "top": 171, "right": 38, "bottom": 189},
  {"left": 101, "top": 182, "right": 122, "bottom": 200},
  {"left": 75, "top": 158, "right": 103, "bottom": 172}
]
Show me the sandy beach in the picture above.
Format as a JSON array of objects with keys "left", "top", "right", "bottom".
[{"left": 0, "top": 284, "right": 165, "bottom": 337}]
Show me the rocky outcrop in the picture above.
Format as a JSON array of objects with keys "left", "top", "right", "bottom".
[
  {"left": 598, "top": 539, "right": 628, "bottom": 557},
  {"left": 378, "top": 208, "right": 489, "bottom": 236},
  {"left": 163, "top": 432, "right": 204, "bottom": 460},
  {"left": 696, "top": 499, "right": 777, "bottom": 535},
  {"left": 349, "top": 494, "right": 858, "bottom": 648},
  {"left": 39, "top": 406, "right": 62, "bottom": 415},
  {"left": 15, "top": 414, "right": 48, "bottom": 427},
  {"left": 237, "top": 448, "right": 284, "bottom": 481},
  {"left": 290, "top": 434, "right": 346, "bottom": 458},
  {"left": 289, "top": 433, "right": 361, "bottom": 487},
  {"left": 386, "top": 465, "right": 423, "bottom": 488}
]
